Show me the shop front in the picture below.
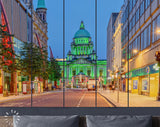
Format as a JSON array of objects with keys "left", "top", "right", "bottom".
[
  {"left": 132, "top": 77, "right": 139, "bottom": 94},
  {"left": 17, "top": 72, "right": 22, "bottom": 93},
  {"left": 126, "top": 63, "right": 159, "bottom": 97},
  {"left": 4, "top": 72, "right": 11, "bottom": 93},
  {"left": 149, "top": 73, "right": 158, "bottom": 97}
]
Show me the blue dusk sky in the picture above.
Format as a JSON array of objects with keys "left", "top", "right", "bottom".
[{"left": 33, "top": 0, "right": 124, "bottom": 59}]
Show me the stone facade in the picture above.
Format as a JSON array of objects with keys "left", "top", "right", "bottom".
[{"left": 107, "top": 13, "right": 119, "bottom": 83}]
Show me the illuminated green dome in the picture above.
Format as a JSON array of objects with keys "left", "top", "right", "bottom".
[
  {"left": 37, "top": 0, "right": 46, "bottom": 9},
  {"left": 74, "top": 21, "right": 90, "bottom": 38}
]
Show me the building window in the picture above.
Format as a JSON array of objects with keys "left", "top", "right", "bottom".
[
  {"left": 137, "top": 35, "right": 141, "bottom": 51},
  {"left": 129, "top": 20, "right": 132, "bottom": 31},
  {"left": 87, "top": 70, "right": 91, "bottom": 76},
  {"left": 133, "top": 0, "right": 136, "bottom": 7},
  {"left": 72, "top": 70, "right": 76, "bottom": 76},
  {"left": 132, "top": 15, "right": 135, "bottom": 27},
  {"left": 80, "top": 70, "right": 83, "bottom": 73},
  {"left": 152, "top": 15, "right": 160, "bottom": 43},
  {"left": 122, "top": 48, "right": 126, "bottom": 64},
  {"left": 136, "top": 8, "right": 139, "bottom": 22},
  {"left": 140, "top": 0, "right": 144, "bottom": 16},
  {"left": 100, "top": 70, "right": 103, "bottom": 77},
  {"left": 141, "top": 24, "right": 151, "bottom": 50},
  {"left": 129, "top": 44, "right": 133, "bottom": 59},
  {"left": 145, "top": 0, "right": 150, "bottom": 10},
  {"left": 129, "top": 0, "right": 133, "bottom": 13},
  {"left": 128, "top": 35, "right": 141, "bottom": 59}
]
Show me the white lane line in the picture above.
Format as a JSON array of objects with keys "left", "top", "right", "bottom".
[{"left": 76, "top": 91, "right": 86, "bottom": 107}]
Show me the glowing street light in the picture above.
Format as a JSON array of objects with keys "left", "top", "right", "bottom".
[
  {"left": 133, "top": 49, "right": 138, "bottom": 54},
  {"left": 122, "top": 59, "right": 125, "bottom": 62},
  {"left": 112, "top": 75, "right": 114, "bottom": 79},
  {"left": 156, "top": 29, "right": 160, "bottom": 34}
]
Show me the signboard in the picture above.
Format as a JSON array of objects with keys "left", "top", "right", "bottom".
[
  {"left": 142, "top": 79, "right": 148, "bottom": 91},
  {"left": 133, "top": 80, "right": 138, "bottom": 89},
  {"left": 126, "top": 64, "right": 158, "bottom": 78},
  {"left": 23, "top": 84, "right": 27, "bottom": 94}
]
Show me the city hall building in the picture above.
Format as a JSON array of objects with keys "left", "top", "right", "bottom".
[{"left": 57, "top": 21, "right": 107, "bottom": 88}]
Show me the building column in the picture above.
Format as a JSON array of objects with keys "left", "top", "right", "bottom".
[
  {"left": 76, "top": 67, "right": 78, "bottom": 75},
  {"left": 91, "top": 66, "right": 93, "bottom": 78},
  {"left": 67, "top": 65, "right": 69, "bottom": 81},
  {"left": 85, "top": 67, "right": 87, "bottom": 75},
  {"left": 83, "top": 46, "right": 84, "bottom": 55}
]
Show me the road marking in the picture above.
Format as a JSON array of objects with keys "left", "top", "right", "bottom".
[{"left": 76, "top": 91, "right": 86, "bottom": 107}]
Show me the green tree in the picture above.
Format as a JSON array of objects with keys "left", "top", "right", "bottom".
[
  {"left": 19, "top": 42, "right": 47, "bottom": 85},
  {"left": 38, "top": 46, "right": 49, "bottom": 89},
  {"left": 48, "top": 57, "right": 61, "bottom": 87}
]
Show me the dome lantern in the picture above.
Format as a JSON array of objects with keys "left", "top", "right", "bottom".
[
  {"left": 74, "top": 21, "right": 90, "bottom": 39},
  {"left": 80, "top": 21, "right": 85, "bottom": 29}
]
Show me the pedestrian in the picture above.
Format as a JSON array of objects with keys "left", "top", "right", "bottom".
[{"left": 112, "top": 85, "right": 115, "bottom": 93}]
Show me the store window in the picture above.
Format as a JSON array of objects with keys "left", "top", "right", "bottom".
[{"left": 141, "top": 76, "right": 149, "bottom": 95}]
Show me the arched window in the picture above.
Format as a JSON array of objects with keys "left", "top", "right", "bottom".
[
  {"left": 87, "top": 70, "right": 91, "bottom": 76},
  {"left": 100, "top": 70, "right": 103, "bottom": 77},
  {"left": 72, "top": 70, "right": 76, "bottom": 76}
]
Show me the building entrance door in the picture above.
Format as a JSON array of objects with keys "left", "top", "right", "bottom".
[
  {"left": 4, "top": 76, "right": 11, "bottom": 92},
  {"left": 73, "top": 72, "right": 88, "bottom": 88}
]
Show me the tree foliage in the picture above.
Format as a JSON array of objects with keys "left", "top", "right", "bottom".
[
  {"left": 48, "top": 57, "right": 61, "bottom": 82},
  {"left": 0, "top": 24, "right": 18, "bottom": 74},
  {"left": 18, "top": 42, "right": 48, "bottom": 80}
]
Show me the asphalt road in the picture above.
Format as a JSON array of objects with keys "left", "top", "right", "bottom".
[{"left": 0, "top": 89, "right": 112, "bottom": 107}]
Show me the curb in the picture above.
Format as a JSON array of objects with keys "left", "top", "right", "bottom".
[
  {"left": 0, "top": 91, "right": 59, "bottom": 104},
  {"left": 98, "top": 92, "right": 117, "bottom": 107}
]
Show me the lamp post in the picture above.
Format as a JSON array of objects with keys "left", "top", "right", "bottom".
[
  {"left": 155, "top": 51, "right": 160, "bottom": 100},
  {"left": 116, "top": 71, "right": 119, "bottom": 103}
]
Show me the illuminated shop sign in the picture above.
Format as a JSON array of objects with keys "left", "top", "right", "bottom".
[{"left": 126, "top": 64, "right": 159, "bottom": 78}]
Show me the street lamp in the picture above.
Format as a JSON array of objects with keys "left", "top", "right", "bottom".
[
  {"left": 156, "top": 29, "right": 160, "bottom": 33},
  {"left": 133, "top": 49, "right": 138, "bottom": 54},
  {"left": 155, "top": 51, "right": 160, "bottom": 100},
  {"left": 122, "top": 59, "right": 125, "bottom": 62}
]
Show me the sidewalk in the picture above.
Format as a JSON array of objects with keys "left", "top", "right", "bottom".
[
  {"left": 99, "top": 90, "right": 160, "bottom": 107},
  {"left": 0, "top": 91, "right": 61, "bottom": 104}
]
